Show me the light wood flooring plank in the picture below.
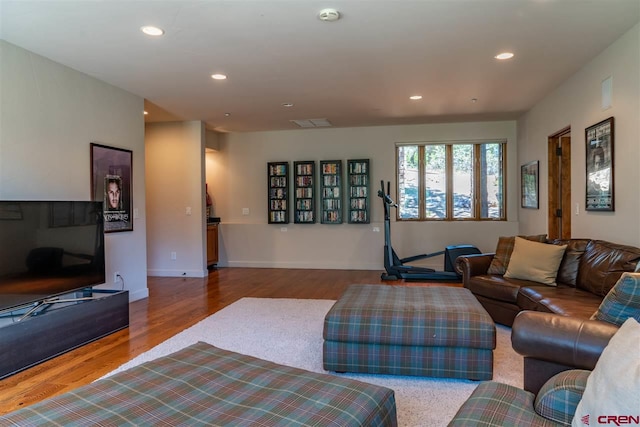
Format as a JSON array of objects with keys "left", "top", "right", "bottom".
[{"left": 0, "top": 268, "right": 456, "bottom": 414}]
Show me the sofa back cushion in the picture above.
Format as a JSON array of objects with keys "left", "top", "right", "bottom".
[
  {"left": 578, "top": 240, "right": 640, "bottom": 296},
  {"left": 549, "top": 239, "right": 590, "bottom": 287},
  {"left": 487, "top": 234, "right": 547, "bottom": 275}
]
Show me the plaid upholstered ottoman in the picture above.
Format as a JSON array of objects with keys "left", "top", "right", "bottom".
[{"left": 323, "top": 285, "right": 496, "bottom": 379}]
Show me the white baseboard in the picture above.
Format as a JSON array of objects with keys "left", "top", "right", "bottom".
[
  {"left": 223, "top": 260, "right": 383, "bottom": 270},
  {"left": 128, "top": 287, "right": 149, "bottom": 302},
  {"left": 147, "top": 269, "right": 208, "bottom": 278}
]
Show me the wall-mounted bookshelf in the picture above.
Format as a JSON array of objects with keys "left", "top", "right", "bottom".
[
  {"left": 320, "top": 160, "right": 342, "bottom": 224},
  {"left": 347, "top": 159, "right": 370, "bottom": 224},
  {"left": 294, "top": 161, "right": 315, "bottom": 224},
  {"left": 267, "top": 161, "right": 289, "bottom": 224}
]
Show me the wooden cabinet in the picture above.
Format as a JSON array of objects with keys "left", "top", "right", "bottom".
[
  {"left": 0, "top": 290, "right": 128, "bottom": 379},
  {"left": 207, "top": 223, "right": 218, "bottom": 266}
]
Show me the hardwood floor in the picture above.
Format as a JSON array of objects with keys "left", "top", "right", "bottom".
[{"left": 0, "top": 268, "right": 458, "bottom": 414}]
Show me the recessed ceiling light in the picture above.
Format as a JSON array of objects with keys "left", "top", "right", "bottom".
[
  {"left": 224, "top": 113, "right": 231, "bottom": 117},
  {"left": 409, "top": 95, "right": 423, "bottom": 100},
  {"left": 495, "top": 52, "right": 514, "bottom": 60},
  {"left": 143, "top": 110, "right": 149, "bottom": 115},
  {"left": 140, "top": 26, "right": 164, "bottom": 36},
  {"left": 211, "top": 74, "right": 227, "bottom": 80},
  {"left": 471, "top": 98, "right": 478, "bottom": 103},
  {"left": 282, "top": 103, "right": 294, "bottom": 107}
]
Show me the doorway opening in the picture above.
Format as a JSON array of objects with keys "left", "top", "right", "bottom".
[{"left": 548, "top": 127, "right": 572, "bottom": 239}]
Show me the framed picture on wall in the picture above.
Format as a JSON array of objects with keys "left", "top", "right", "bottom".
[
  {"left": 521, "top": 160, "right": 539, "bottom": 209},
  {"left": 585, "top": 117, "right": 614, "bottom": 211},
  {"left": 90, "top": 143, "right": 133, "bottom": 232}
]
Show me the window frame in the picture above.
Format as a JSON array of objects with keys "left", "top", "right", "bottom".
[{"left": 395, "top": 140, "right": 507, "bottom": 221}]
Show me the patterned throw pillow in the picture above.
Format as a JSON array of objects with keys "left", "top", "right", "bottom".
[
  {"left": 592, "top": 272, "right": 640, "bottom": 326},
  {"left": 535, "top": 370, "right": 590, "bottom": 426},
  {"left": 487, "top": 234, "right": 547, "bottom": 275}
]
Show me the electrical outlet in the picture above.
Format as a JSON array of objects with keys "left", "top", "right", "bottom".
[
  {"left": 372, "top": 227, "right": 380, "bottom": 232},
  {"left": 171, "top": 251, "right": 177, "bottom": 260},
  {"left": 242, "top": 208, "right": 250, "bottom": 215},
  {"left": 186, "top": 207, "right": 192, "bottom": 216},
  {"left": 113, "top": 271, "right": 120, "bottom": 282},
  {"left": 280, "top": 227, "right": 287, "bottom": 232}
]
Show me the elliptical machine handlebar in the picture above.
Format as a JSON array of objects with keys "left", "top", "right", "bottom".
[{"left": 377, "top": 180, "right": 397, "bottom": 207}]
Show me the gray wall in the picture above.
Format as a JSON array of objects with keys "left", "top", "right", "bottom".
[
  {"left": 207, "top": 121, "right": 520, "bottom": 270},
  {"left": 0, "top": 41, "right": 149, "bottom": 301},
  {"left": 145, "top": 121, "right": 207, "bottom": 277},
  {"left": 517, "top": 24, "right": 640, "bottom": 245}
]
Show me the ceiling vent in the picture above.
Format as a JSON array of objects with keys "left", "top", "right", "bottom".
[
  {"left": 318, "top": 8, "right": 340, "bottom": 22},
  {"left": 290, "top": 118, "right": 332, "bottom": 128}
]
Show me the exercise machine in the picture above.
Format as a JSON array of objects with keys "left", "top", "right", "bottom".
[{"left": 377, "top": 180, "right": 480, "bottom": 281}]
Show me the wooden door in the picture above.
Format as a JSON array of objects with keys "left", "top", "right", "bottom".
[{"left": 548, "top": 129, "right": 571, "bottom": 239}]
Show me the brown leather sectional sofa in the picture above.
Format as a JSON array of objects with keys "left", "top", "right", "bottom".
[
  {"left": 456, "top": 239, "right": 640, "bottom": 327},
  {"left": 511, "top": 310, "right": 620, "bottom": 394},
  {"left": 457, "top": 238, "right": 640, "bottom": 394}
]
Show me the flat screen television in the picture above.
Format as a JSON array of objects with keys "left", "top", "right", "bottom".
[{"left": 0, "top": 201, "right": 105, "bottom": 312}]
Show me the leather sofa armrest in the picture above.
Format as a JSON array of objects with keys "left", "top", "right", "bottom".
[
  {"left": 456, "top": 253, "right": 495, "bottom": 281},
  {"left": 511, "top": 311, "right": 619, "bottom": 371}
]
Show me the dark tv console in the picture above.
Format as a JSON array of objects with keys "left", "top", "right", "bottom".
[{"left": 0, "top": 288, "right": 129, "bottom": 379}]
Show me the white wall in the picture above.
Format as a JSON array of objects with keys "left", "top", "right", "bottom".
[
  {"left": 0, "top": 41, "right": 149, "bottom": 301},
  {"left": 517, "top": 24, "right": 640, "bottom": 246},
  {"left": 145, "top": 121, "right": 207, "bottom": 277},
  {"left": 209, "top": 121, "right": 519, "bottom": 270}
]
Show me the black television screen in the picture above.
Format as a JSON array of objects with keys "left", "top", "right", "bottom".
[{"left": 0, "top": 201, "right": 105, "bottom": 312}]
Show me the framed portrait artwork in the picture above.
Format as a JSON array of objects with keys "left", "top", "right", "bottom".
[
  {"left": 521, "top": 161, "right": 539, "bottom": 209},
  {"left": 585, "top": 117, "right": 614, "bottom": 211},
  {"left": 90, "top": 143, "right": 133, "bottom": 232}
]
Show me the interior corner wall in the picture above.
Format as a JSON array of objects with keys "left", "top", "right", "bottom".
[
  {"left": 517, "top": 23, "right": 640, "bottom": 245},
  {"left": 145, "top": 121, "right": 207, "bottom": 277},
  {"left": 209, "top": 121, "right": 519, "bottom": 270},
  {"left": 0, "top": 41, "right": 149, "bottom": 302}
]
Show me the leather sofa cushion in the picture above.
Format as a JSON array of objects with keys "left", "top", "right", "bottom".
[
  {"left": 517, "top": 284, "right": 603, "bottom": 318},
  {"left": 578, "top": 240, "right": 640, "bottom": 296},
  {"left": 467, "top": 275, "right": 527, "bottom": 304},
  {"left": 550, "top": 239, "right": 590, "bottom": 286}
]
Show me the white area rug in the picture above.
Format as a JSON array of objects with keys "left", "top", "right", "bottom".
[{"left": 105, "top": 297, "right": 523, "bottom": 427}]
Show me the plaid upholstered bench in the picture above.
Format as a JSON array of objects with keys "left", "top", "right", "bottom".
[
  {"left": 1, "top": 342, "right": 398, "bottom": 426},
  {"left": 323, "top": 285, "right": 496, "bottom": 380}
]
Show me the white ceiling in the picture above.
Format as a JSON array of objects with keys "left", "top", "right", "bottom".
[{"left": 1, "top": 1, "right": 638, "bottom": 133}]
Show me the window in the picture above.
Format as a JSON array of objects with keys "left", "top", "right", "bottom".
[{"left": 397, "top": 141, "right": 506, "bottom": 221}]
